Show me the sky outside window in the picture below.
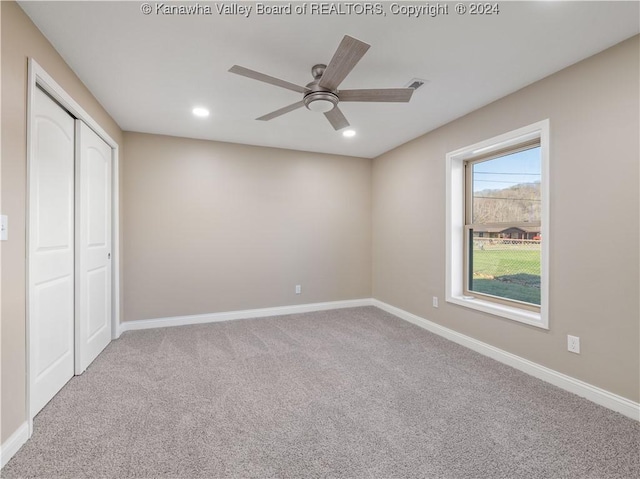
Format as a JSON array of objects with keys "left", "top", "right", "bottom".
[{"left": 473, "top": 147, "right": 541, "bottom": 192}]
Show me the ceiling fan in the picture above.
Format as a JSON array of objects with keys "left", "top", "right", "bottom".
[{"left": 229, "top": 35, "right": 414, "bottom": 131}]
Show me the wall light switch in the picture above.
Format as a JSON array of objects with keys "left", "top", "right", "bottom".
[
  {"left": 432, "top": 296, "right": 439, "bottom": 308},
  {"left": 295, "top": 284, "right": 301, "bottom": 295},
  {"left": 0, "top": 215, "right": 7, "bottom": 241}
]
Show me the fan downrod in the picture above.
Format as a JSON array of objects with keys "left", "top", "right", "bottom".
[{"left": 311, "top": 64, "right": 327, "bottom": 80}]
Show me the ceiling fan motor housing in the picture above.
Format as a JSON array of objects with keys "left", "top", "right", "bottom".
[{"left": 304, "top": 64, "right": 338, "bottom": 112}]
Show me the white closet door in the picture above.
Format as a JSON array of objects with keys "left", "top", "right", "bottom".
[
  {"left": 75, "top": 121, "right": 112, "bottom": 373},
  {"left": 29, "top": 88, "right": 75, "bottom": 416}
]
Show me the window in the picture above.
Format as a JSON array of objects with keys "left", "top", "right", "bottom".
[
  {"left": 446, "top": 121, "right": 549, "bottom": 329},
  {"left": 465, "top": 142, "right": 541, "bottom": 310}
]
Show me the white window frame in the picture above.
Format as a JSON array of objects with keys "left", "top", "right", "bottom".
[{"left": 446, "top": 120, "right": 550, "bottom": 329}]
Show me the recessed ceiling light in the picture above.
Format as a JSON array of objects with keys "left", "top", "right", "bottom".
[
  {"left": 192, "top": 107, "right": 210, "bottom": 118},
  {"left": 343, "top": 129, "right": 356, "bottom": 138}
]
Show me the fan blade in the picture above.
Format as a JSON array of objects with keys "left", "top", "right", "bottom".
[
  {"left": 339, "top": 88, "right": 414, "bottom": 103},
  {"left": 229, "top": 65, "right": 309, "bottom": 94},
  {"left": 257, "top": 101, "right": 305, "bottom": 121},
  {"left": 318, "top": 35, "right": 370, "bottom": 91},
  {"left": 324, "top": 106, "right": 350, "bottom": 131}
]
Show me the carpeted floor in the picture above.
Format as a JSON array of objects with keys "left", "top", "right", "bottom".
[{"left": 3, "top": 306, "right": 639, "bottom": 478}]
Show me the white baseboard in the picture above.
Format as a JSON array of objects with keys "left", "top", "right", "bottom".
[
  {"left": 118, "top": 298, "right": 373, "bottom": 334},
  {"left": 372, "top": 299, "right": 640, "bottom": 421},
  {"left": 1, "top": 421, "right": 29, "bottom": 469}
]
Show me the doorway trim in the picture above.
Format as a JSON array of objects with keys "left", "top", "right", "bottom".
[{"left": 26, "top": 59, "right": 120, "bottom": 436}]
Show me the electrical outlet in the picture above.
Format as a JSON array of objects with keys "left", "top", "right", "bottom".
[
  {"left": 567, "top": 335, "right": 580, "bottom": 354},
  {"left": 295, "top": 284, "right": 301, "bottom": 295},
  {"left": 432, "top": 296, "right": 439, "bottom": 308},
  {"left": 0, "top": 215, "right": 7, "bottom": 241}
]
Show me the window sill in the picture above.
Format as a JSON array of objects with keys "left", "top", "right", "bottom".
[{"left": 447, "top": 295, "right": 548, "bottom": 329}]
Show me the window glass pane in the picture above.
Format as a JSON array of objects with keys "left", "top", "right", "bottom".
[
  {"left": 472, "top": 147, "right": 541, "bottom": 224},
  {"left": 469, "top": 228, "right": 541, "bottom": 305}
]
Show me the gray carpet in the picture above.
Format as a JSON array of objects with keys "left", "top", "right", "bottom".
[{"left": 3, "top": 306, "right": 639, "bottom": 478}]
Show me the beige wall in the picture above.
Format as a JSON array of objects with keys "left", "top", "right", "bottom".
[
  {"left": 373, "top": 36, "right": 640, "bottom": 402},
  {"left": 1, "top": 1, "right": 124, "bottom": 442},
  {"left": 123, "top": 133, "right": 372, "bottom": 322}
]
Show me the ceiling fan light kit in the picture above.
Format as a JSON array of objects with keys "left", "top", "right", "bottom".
[
  {"left": 229, "top": 35, "right": 414, "bottom": 131},
  {"left": 304, "top": 97, "right": 336, "bottom": 113},
  {"left": 304, "top": 92, "right": 338, "bottom": 113}
]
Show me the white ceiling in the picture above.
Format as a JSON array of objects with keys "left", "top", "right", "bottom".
[{"left": 18, "top": 1, "right": 639, "bottom": 158}]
